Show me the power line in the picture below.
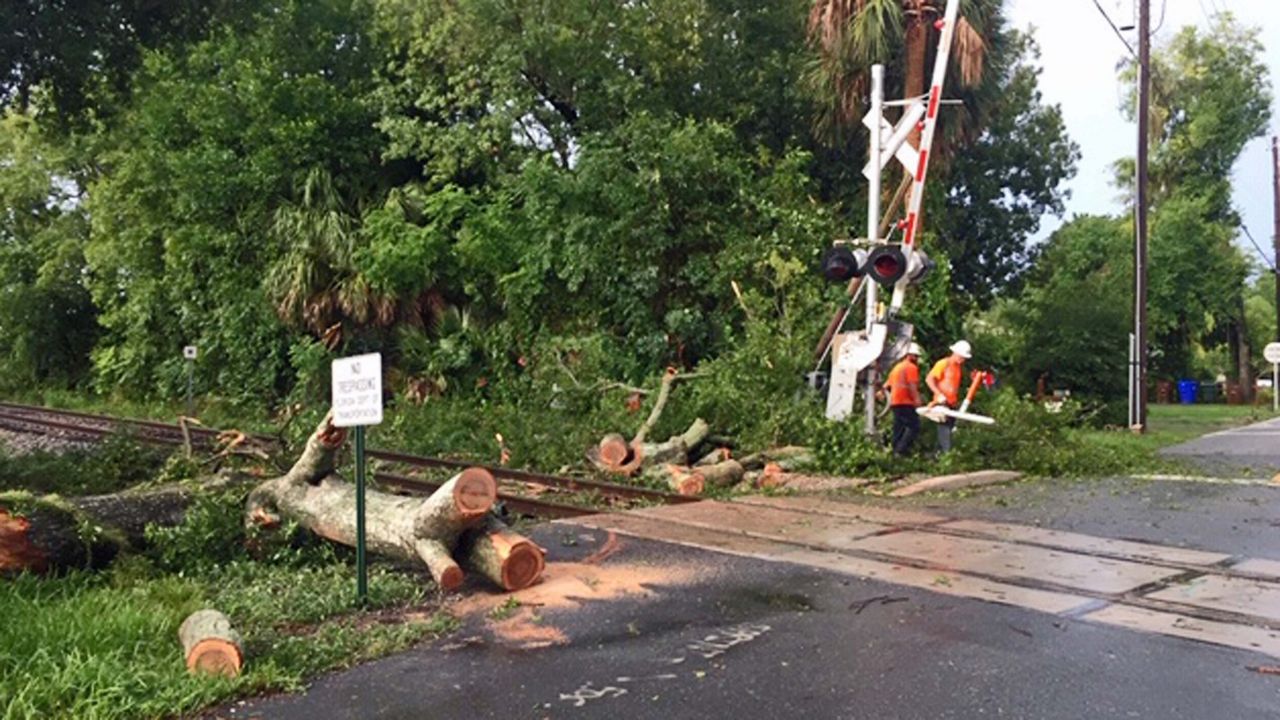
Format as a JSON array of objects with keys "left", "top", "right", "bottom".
[
  {"left": 1241, "top": 224, "right": 1277, "bottom": 273},
  {"left": 1090, "top": 0, "right": 1137, "bottom": 58},
  {"left": 1152, "top": 0, "right": 1168, "bottom": 34}
]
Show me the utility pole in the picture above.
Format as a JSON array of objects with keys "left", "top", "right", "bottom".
[
  {"left": 1133, "top": 0, "right": 1150, "bottom": 432},
  {"left": 1272, "top": 136, "right": 1279, "bottom": 343}
]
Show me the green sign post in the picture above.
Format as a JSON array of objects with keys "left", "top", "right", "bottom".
[{"left": 331, "top": 352, "right": 383, "bottom": 603}]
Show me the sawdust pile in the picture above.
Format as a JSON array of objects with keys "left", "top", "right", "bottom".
[{"left": 450, "top": 533, "right": 705, "bottom": 650}]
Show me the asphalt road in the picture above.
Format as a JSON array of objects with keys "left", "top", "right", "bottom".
[
  {"left": 1160, "top": 415, "right": 1280, "bottom": 476},
  {"left": 223, "top": 494, "right": 1280, "bottom": 720}
]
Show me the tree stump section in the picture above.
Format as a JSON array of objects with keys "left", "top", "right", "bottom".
[
  {"left": 179, "top": 609, "right": 243, "bottom": 677},
  {"left": 458, "top": 515, "right": 546, "bottom": 591},
  {"left": 246, "top": 413, "right": 498, "bottom": 590}
]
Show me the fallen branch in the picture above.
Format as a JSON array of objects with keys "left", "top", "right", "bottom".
[{"left": 245, "top": 413, "right": 499, "bottom": 590}]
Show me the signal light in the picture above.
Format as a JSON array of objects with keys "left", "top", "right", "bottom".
[
  {"left": 904, "top": 249, "right": 935, "bottom": 285},
  {"left": 820, "top": 246, "right": 867, "bottom": 284},
  {"left": 866, "top": 245, "right": 907, "bottom": 285}
]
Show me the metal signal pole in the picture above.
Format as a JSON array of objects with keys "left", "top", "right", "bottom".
[{"left": 1133, "top": 0, "right": 1150, "bottom": 431}]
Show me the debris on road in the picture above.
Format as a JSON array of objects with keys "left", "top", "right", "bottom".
[{"left": 889, "top": 470, "right": 1023, "bottom": 497}]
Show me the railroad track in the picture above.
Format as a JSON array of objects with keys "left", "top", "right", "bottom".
[{"left": 0, "top": 401, "right": 691, "bottom": 518}]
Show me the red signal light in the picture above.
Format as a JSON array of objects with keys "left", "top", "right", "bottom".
[{"left": 866, "top": 246, "right": 907, "bottom": 285}]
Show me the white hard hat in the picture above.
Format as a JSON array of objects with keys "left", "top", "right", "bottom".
[
  {"left": 906, "top": 342, "right": 924, "bottom": 356},
  {"left": 949, "top": 340, "right": 972, "bottom": 359}
]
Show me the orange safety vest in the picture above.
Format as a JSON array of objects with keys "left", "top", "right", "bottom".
[
  {"left": 885, "top": 358, "right": 920, "bottom": 407},
  {"left": 928, "top": 358, "right": 964, "bottom": 406}
]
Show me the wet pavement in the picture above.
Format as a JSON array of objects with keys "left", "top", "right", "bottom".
[
  {"left": 1160, "top": 415, "right": 1280, "bottom": 476},
  {"left": 225, "top": 481, "right": 1280, "bottom": 720}
]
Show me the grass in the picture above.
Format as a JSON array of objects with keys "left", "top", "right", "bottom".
[
  {"left": 1066, "top": 403, "right": 1277, "bottom": 474},
  {"left": 1141, "top": 403, "right": 1275, "bottom": 446},
  {"left": 0, "top": 559, "right": 455, "bottom": 720}
]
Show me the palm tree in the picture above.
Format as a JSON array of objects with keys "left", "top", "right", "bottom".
[
  {"left": 268, "top": 168, "right": 392, "bottom": 347},
  {"left": 806, "top": 0, "right": 999, "bottom": 145}
]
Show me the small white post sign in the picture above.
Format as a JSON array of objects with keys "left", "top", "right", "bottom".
[
  {"left": 1265, "top": 342, "right": 1280, "bottom": 413},
  {"left": 331, "top": 353, "right": 383, "bottom": 428}
]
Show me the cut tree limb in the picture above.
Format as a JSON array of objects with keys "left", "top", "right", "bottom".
[
  {"left": 642, "top": 464, "right": 705, "bottom": 496},
  {"left": 696, "top": 459, "right": 745, "bottom": 489},
  {"left": 245, "top": 413, "right": 497, "bottom": 590},
  {"left": 1, "top": 474, "right": 249, "bottom": 576},
  {"left": 458, "top": 514, "right": 546, "bottom": 591},
  {"left": 179, "top": 609, "right": 243, "bottom": 677}
]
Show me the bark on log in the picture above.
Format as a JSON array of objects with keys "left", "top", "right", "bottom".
[
  {"left": 738, "top": 446, "right": 813, "bottom": 472},
  {"left": 693, "top": 447, "right": 733, "bottom": 467},
  {"left": 458, "top": 515, "right": 546, "bottom": 591},
  {"left": 696, "top": 459, "right": 745, "bottom": 489},
  {"left": 587, "top": 418, "right": 710, "bottom": 477},
  {"left": 1, "top": 475, "right": 244, "bottom": 576},
  {"left": 635, "top": 418, "right": 710, "bottom": 468},
  {"left": 246, "top": 414, "right": 497, "bottom": 591},
  {"left": 179, "top": 609, "right": 243, "bottom": 677}
]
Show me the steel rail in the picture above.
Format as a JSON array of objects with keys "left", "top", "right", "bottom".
[{"left": 0, "top": 402, "right": 686, "bottom": 517}]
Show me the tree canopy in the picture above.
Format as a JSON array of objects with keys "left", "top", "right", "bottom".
[{"left": 0, "top": 0, "right": 1080, "bottom": 411}]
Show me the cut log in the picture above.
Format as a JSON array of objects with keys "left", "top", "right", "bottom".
[
  {"left": 693, "top": 447, "right": 733, "bottom": 467},
  {"left": 246, "top": 413, "right": 497, "bottom": 590},
  {"left": 179, "top": 609, "right": 243, "bottom": 677},
  {"left": 597, "top": 434, "right": 630, "bottom": 471},
  {"left": 643, "top": 464, "right": 705, "bottom": 496},
  {"left": 458, "top": 515, "right": 546, "bottom": 591},
  {"left": 697, "top": 459, "right": 745, "bottom": 489},
  {"left": 1, "top": 474, "right": 247, "bottom": 576}
]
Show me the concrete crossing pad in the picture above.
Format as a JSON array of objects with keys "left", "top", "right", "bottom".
[
  {"left": 938, "top": 519, "right": 1233, "bottom": 567},
  {"left": 849, "top": 531, "right": 1182, "bottom": 595},
  {"left": 1085, "top": 604, "right": 1280, "bottom": 658},
  {"left": 1147, "top": 575, "right": 1280, "bottom": 623}
]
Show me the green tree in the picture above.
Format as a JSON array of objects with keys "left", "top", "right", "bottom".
[
  {"left": 84, "top": 0, "right": 384, "bottom": 401},
  {"left": 971, "top": 215, "right": 1131, "bottom": 420},
  {"left": 0, "top": 112, "right": 98, "bottom": 385},
  {"left": 1115, "top": 16, "right": 1272, "bottom": 382},
  {"left": 938, "top": 32, "right": 1078, "bottom": 306}
]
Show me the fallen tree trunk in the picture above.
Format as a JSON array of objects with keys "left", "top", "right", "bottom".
[
  {"left": 457, "top": 515, "right": 546, "bottom": 591},
  {"left": 1, "top": 475, "right": 245, "bottom": 576},
  {"left": 246, "top": 414, "right": 498, "bottom": 590},
  {"left": 179, "top": 609, "right": 243, "bottom": 677}
]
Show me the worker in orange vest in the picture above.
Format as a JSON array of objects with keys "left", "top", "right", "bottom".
[
  {"left": 925, "top": 339, "right": 972, "bottom": 453},
  {"left": 883, "top": 342, "right": 924, "bottom": 456}
]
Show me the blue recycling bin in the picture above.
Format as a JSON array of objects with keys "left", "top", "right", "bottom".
[{"left": 1177, "top": 380, "right": 1199, "bottom": 404}]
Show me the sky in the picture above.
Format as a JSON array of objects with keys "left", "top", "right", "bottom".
[{"left": 1005, "top": 0, "right": 1280, "bottom": 264}]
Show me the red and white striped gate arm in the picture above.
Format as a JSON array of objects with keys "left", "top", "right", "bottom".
[{"left": 891, "top": 0, "right": 961, "bottom": 311}]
